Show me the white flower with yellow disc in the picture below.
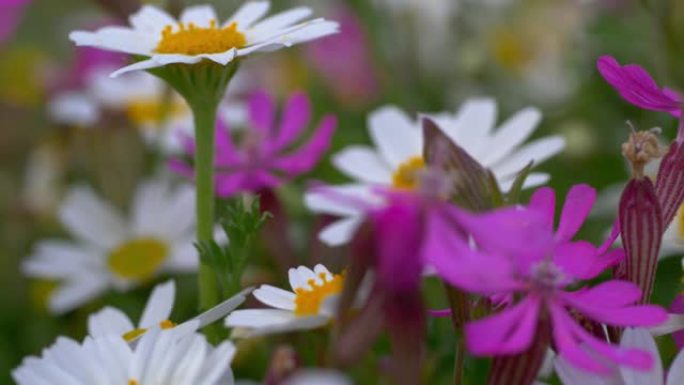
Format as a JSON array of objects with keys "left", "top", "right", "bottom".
[
  {"left": 23, "top": 178, "right": 197, "bottom": 314},
  {"left": 305, "top": 98, "right": 565, "bottom": 246},
  {"left": 88, "top": 280, "right": 253, "bottom": 343},
  {"left": 12, "top": 324, "right": 236, "bottom": 385},
  {"left": 225, "top": 264, "right": 343, "bottom": 336},
  {"left": 69, "top": 2, "right": 339, "bottom": 77}
]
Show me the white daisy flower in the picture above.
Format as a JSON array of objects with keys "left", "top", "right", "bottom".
[
  {"left": 88, "top": 280, "right": 253, "bottom": 342},
  {"left": 69, "top": 2, "right": 340, "bottom": 77},
  {"left": 23, "top": 177, "right": 198, "bottom": 314},
  {"left": 305, "top": 98, "right": 566, "bottom": 246},
  {"left": 225, "top": 264, "right": 343, "bottom": 336},
  {"left": 283, "top": 369, "right": 352, "bottom": 385},
  {"left": 12, "top": 325, "right": 237, "bottom": 385}
]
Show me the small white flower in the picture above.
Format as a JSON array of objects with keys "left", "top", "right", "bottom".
[
  {"left": 305, "top": 98, "right": 565, "bottom": 246},
  {"left": 553, "top": 328, "right": 684, "bottom": 385},
  {"left": 88, "top": 280, "right": 253, "bottom": 342},
  {"left": 23, "top": 177, "right": 197, "bottom": 314},
  {"left": 225, "top": 264, "right": 343, "bottom": 336},
  {"left": 12, "top": 325, "right": 237, "bottom": 385},
  {"left": 69, "top": 2, "right": 339, "bottom": 77}
]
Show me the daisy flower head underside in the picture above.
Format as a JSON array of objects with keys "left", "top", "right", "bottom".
[
  {"left": 69, "top": 2, "right": 340, "bottom": 77},
  {"left": 226, "top": 264, "right": 344, "bottom": 336}
]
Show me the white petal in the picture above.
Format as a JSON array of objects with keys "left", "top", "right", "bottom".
[
  {"left": 491, "top": 136, "right": 565, "bottom": 179},
  {"left": 69, "top": 28, "right": 156, "bottom": 56},
  {"left": 247, "top": 7, "right": 312, "bottom": 41},
  {"left": 58, "top": 186, "right": 127, "bottom": 250},
  {"left": 139, "top": 280, "right": 175, "bottom": 328},
  {"left": 225, "top": 309, "right": 298, "bottom": 328},
  {"left": 129, "top": 5, "right": 176, "bottom": 34},
  {"left": 554, "top": 358, "right": 617, "bottom": 385},
  {"left": 368, "top": 105, "right": 422, "bottom": 168},
  {"left": 619, "top": 329, "right": 663, "bottom": 385},
  {"left": 313, "top": 265, "right": 332, "bottom": 280},
  {"left": 180, "top": 5, "right": 217, "bottom": 27},
  {"left": 332, "top": 146, "right": 392, "bottom": 184},
  {"left": 49, "top": 277, "right": 109, "bottom": 314},
  {"left": 438, "top": 98, "right": 497, "bottom": 155},
  {"left": 23, "top": 240, "right": 102, "bottom": 278},
  {"left": 187, "top": 287, "right": 254, "bottom": 329},
  {"left": 226, "top": 1, "right": 270, "bottom": 29},
  {"left": 304, "top": 184, "right": 376, "bottom": 217},
  {"left": 110, "top": 59, "right": 164, "bottom": 78},
  {"left": 318, "top": 216, "right": 364, "bottom": 247},
  {"left": 164, "top": 238, "right": 199, "bottom": 272},
  {"left": 48, "top": 92, "right": 99, "bottom": 126},
  {"left": 666, "top": 345, "right": 684, "bottom": 384},
  {"left": 87, "top": 307, "right": 135, "bottom": 337},
  {"left": 496, "top": 172, "right": 550, "bottom": 192},
  {"left": 479, "top": 107, "right": 542, "bottom": 166},
  {"left": 197, "top": 341, "right": 236, "bottom": 385},
  {"left": 253, "top": 285, "right": 296, "bottom": 310},
  {"left": 283, "top": 369, "right": 352, "bottom": 385},
  {"left": 296, "top": 266, "right": 318, "bottom": 286},
  {"left": 245, "top": 316, "right": 329, "bottom": 336}
]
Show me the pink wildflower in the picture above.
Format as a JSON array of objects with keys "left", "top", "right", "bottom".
[
  {"left": 171, "top": 90, "right": 337, "bottom": 197},
  {"left": 597, "top": 55, "right": 682, "bottom": 118},
  {"left": 429, "top": 184, "right": 668, "bottom": 374}
]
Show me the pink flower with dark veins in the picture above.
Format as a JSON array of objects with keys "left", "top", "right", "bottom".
[
  {"left": 171, "top": 90, "right": 337, "bottom": 197},
  {"left": 429, "top": 184, "right": 668, "bottom": 374}
]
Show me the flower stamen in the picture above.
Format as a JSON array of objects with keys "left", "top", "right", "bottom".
[
  {"left": 155, "top": 20, "right": 247, "bottom": 55},
  {"left": 294, "top": 272, "right": 343, "bottom": 316},
  {"left": 392, "top": 156, "right": 426, "bottom": 190}
]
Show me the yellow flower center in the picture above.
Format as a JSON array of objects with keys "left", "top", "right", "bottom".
[
  {"left": 107, "top": 238, "right": 168, "bottom": 281},
  {"left": 391, "top": 156, "right": 426, "bottom": 190},
  {"left": 491, "top": 32, "right": 533, "bottom": 74},
  {"left": 125, "top": 99, "right": 187, "bottom": 128},
  {"left": 122, "top": 320, "right": 176, "bottom": 342},
  {"left": 294, "top": 273, "right": 344, "bottom": 316},
  {"left": 129, "top": 380, "right": 138, "bottom": 385},
  {"left": 155, "top": 20, "right": 247, "bottom": 55}
]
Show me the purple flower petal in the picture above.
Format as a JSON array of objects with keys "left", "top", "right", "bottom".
[
  {"left": 554, "top": 184, "right": 596, "bottom": 243},
  {"left": 553, "top": 241, "right": 603, "bottom": 280},
  {"left": 529, "top": 186, "right": 556, "bottom": 230},
  {"left": 269, "top": 91, "right": 312, "bottom": 152},
  {"left": 248, "top": 89, "right": 276, "bottom": 135},
  {"left": 465, "top": 296, "right": 541, "bottom": 355},
  {"left": 271, "top": 115, "right": 337, "bottom": 176}
]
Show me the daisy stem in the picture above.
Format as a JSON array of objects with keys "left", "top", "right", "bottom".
[{"left": 192, "top": 102, "right": 221, "bottom": 313}]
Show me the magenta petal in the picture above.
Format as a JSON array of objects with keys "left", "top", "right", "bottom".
[
  {"left": 215, "top": 173, "right": 247, "bottom": 197},
  {"left": 670, "top": 295, "right": 684, "bottom": 349},
  {"left": 465, "top": 296, "right": 540, "bottom": 355},
  {"left": 529, "top": 186, "right": 556, "bottom": 230},
  {"left": 248, "top": 90, "right": 276, "bottom": 135},
  {"left": 554, "top": 184, "right": 596, "bottom": 242},
  {"left": 563, "top": 280, "right": 641, "bottom": 307},
  {"left": 168, "top": 158, "right": 193, "bottom": 178},
  {"left": 271, "top": 115, "right": 337, "bottom": 176},
  {"left": 456, "top": 207, "right": 552, "bottom": 263},
  {"left": 270, "top": 91, "right": 312, "bottom": 152},
  {"left": 553, "top": 241, "right": 604, "bottom": 280},
  {"left": 562, "top": 292, "right": 667, "bottom": 327},
  {"left": 214, "top": 120, "right": 241, "bottom": 164}
]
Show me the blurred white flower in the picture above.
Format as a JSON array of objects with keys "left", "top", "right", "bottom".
[
  {"left": 23, "top": 177, "right": 197, "bottom": 313},
  {"left": 283, "top": 369, "right": 352, "bottom": 385},
  {"left": 305, "top": 98, "right": 565, "bottom": 246},
  {"left": 12, "top": 325, "right": 236, "bottom": 385}
]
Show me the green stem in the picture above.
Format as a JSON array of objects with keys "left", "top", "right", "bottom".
[{"left": 192, "top": 102, "right": 220, "bottom": 312}]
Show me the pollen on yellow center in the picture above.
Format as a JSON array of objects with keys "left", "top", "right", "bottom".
[
  {"left": 294, "top": 273, "right": 344, "bottom": 316},
  {"left": 129, "top": 380, "right": 138, "bottom": 385},
  {"left": 155, "top": 20, "right": 247, "bottom": 55},
  {"left": 391, "top": 156, "right": 426, "bottom": 190},
  {"left": 107, "top": 238, "right": 168, "bottom": 281},
  {"left": 125, "top": 99, "right": 187, "bottom": 128}
]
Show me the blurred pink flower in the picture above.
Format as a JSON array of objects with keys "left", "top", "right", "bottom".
[
  {"left": 597, "top": 55, "right": 682, "bottom": 118},
  {"left": 0, "top": 0, "right": 30, "bottom": 45},
  {"left": 171, "top": 90, "right": 336, "bottom": 197},
  {"left": 429, "top": 184, "right": 668, "bottom": 374},
  {"left": 305, "top": 6, "right": 378, "bottom": 106}
]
